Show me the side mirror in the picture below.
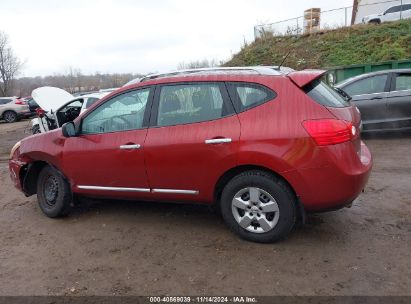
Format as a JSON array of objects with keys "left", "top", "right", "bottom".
[{"left": 62, "top": 122, "right": 77, "bottom": 138}]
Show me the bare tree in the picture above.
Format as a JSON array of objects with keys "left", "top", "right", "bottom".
[
  {"left": 177, "top": 58, "right": 220, "bottom": 70},
  {"left": 0, "top": 31, "right": 23, "bottom": 96}
]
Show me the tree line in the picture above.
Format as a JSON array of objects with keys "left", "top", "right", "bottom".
[
  {"left": 0, "top": 30, "right": 144, "bottom": 97},
  {"left": 12, "top": 71, "right": 142, "bottom": 97},
  {"left": 1, "top": 30, "right": 222, "bottom": 98}
]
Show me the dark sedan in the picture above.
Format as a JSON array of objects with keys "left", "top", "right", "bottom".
[
  {"left": 22, "top": 97, "right": 40, "bottom": 114},
  {"left": 336, "top": 69, "right": 411, "bottom": 132}
]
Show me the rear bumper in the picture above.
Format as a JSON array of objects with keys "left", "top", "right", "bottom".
[{"left": 283, "top": 141, "right": 372, "bottom": 211}]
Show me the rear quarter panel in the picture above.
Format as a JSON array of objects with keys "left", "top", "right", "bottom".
[{"left": 235, "top": 76, "right": 339, "bottom": 202}]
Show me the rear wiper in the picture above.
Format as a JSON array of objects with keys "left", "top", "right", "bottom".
[{"left": 334, "top": 87, "right": 352, "bottom": 102}]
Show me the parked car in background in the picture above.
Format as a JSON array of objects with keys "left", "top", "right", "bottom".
[
  {"left": 362, "top": 4, "right": 411, "bottom": 24},
  {"left": 31, "top": 87, "right": 110, "bottom": 134},
  {"left": 99, "top": 88, "right": 119, "bottom": 93},
  {"left": 0, "top": 97, "right": 31, "bottom": 123},
  {"left": 123, "top": 78, "right": 141, "bottom": 87},
  {"left": 9, "top": 67, "right": 372, "bottom": 243},
  {"left": 336, "top": 69, "right": 411, "bottom": 132}
]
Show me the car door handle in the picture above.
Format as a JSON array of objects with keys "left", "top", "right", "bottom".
[
  {"left": 205, "top": 138, "right": 232, "bottom": 145},
  {"left": 370, "top": 96, "right": 383, "bottom": 100},
  {"left": 119, "top": 144, "right": 141, "bottom": 150}
]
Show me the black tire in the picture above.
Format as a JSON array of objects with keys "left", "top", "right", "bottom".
[
  {"left": 220, "top": 170, "right": 296, "bottom": 243},
  {"left": 37, "top": 165, "right": 72, "bottom": 218},
  {"left": 3, "top": 111, "right": 18, "bottom": 123},
  {"left": 32, "top": 124, "right": 41, "bottom": 134}
]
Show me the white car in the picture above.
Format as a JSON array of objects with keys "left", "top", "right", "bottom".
[
  {"left": 31, "top": 87, "right": 110, "bottom": 134},
  {"left": 363, "top": 3, "right": 411, "bottom": 24}
]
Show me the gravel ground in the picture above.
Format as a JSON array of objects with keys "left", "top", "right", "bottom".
[{"left": 0, "top": 120, "right": 410, "bottom": 296}]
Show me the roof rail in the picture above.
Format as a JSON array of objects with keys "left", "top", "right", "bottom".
[{"left": 139, "top": 66, "right": 292, "bottom": 82}]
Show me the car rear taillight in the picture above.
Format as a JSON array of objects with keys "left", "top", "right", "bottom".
[
  {"left": 15, "top": 100, "right": 25, "bottom": 105},
  {"left": 303, "top": 119, "right": 357, "bottom": 146}
]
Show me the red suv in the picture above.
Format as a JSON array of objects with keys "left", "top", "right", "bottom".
[{"left": 9, "top": 67, "right": 372, "bottom": 243}]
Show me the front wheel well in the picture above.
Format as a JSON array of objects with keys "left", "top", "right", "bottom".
[
  {"left": 369, "top": 18, "right": 381, "bottom": 24},
  {"left": 22, "top": 161, "right": 48, "bottom": 196}
]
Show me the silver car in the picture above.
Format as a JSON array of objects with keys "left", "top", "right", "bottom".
[
  {"left": 0, "top": 97, "right": 31, "bottom": 123},
  {"left": 336, "top": 69, "right": 411, "bottom": 132}
]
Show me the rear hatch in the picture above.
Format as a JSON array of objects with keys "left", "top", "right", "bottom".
[{"left": 288, "top": 70, "right": 362, "bottom": 152}]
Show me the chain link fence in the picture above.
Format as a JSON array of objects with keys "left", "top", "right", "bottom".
[{"left": 254, "top": 0, "right": 408, "bottom": 38}]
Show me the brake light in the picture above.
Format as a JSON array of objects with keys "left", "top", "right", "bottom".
[
  {"left": 303, "top": 119, "right": 356, "bottom": 146},
  {"left": 15, "top": 100, "right": 25, "bottom": 105}
]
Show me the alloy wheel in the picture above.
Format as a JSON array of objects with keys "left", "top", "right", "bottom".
[{"left": 4, "top": 112, "right": 16, "bottom": 123}]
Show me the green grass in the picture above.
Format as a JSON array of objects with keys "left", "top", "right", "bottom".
[{"left": 224, "top": 19, "right": 411, "bottom": 69}]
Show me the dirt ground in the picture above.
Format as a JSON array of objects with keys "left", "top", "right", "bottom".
[{"left": 0, "top": 120, "right": 410, "bottom": 296}]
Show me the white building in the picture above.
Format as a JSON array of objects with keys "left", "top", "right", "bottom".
[{"left": 352, "top": 0, "right": 411, "bottom": 24}]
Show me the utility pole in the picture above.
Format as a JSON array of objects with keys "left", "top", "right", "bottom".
[{"left": 400, "top": 0, "right": 403, "bottom": 20}]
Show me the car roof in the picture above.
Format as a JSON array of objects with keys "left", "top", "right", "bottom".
[
  {"left": 76, "top": 92, "right": 109, "bottom": 99},
  {"left": 140, "top": 66, "right": 294, "bottom": 82},
  {"left": 123, "top": 66, "right": 295, "bottom": 87},
  {"left": 336, "top": 69, "right": 411, "bottom": 87}
]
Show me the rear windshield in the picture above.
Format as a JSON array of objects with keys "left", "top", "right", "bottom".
[{"left": 304, "top": 79, "right": 350, "bottom": 108}]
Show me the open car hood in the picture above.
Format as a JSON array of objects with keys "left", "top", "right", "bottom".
[{"left": 32, "top": 87, "right": 73, "bottom": 112}]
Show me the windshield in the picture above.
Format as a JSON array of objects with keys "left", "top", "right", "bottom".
[{"left": 304, "top": 79, "right": 350, "bottom": 108}]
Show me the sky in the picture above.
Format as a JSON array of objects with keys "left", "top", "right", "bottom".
[{"left": 0, "top": 0, "right": 354, "bottom": 77}]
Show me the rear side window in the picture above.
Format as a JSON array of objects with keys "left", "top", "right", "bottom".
[
  {"left": 227, "top": 82, "right": 277, "bottom": 113},
  {"left": 156, "top": 83, "right": 231, "bottom": 127},
  {"left": 304, "top": 80, "right": 350, "bottom": 108},
  {"left": 343, "top": 74, "right": 388, "bottom": 96},
  {"left": 394, "top": 74, "right": 411, "bottom": 91}
]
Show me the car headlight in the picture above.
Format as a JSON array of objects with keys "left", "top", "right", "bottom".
[{"left": 10, "top": 141, "right": 21, "bottom": 159}]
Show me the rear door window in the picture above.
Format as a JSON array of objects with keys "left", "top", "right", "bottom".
[
  {"left": 385, "top": 6, "right": 401, "bottom": 14},
  {"left": 155, "top": 83, "right": 233, "bottom": 127},
  {"left": 343, "top": 75, "right": 388, "bottom": 96},
  {"left": 226, "top": 82, "right": 277, "bottom": 113},
  {"left": 304, "top": 79, "right": 350, "bottom": 108}
]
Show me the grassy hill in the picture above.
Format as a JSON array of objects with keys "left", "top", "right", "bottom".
[{"left": 224, "top": 19, "right": 411, "bottom": 69}]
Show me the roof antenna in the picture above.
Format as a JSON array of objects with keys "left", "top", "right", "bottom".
[{"left": 278, "top": 50, "right": 292, "bottom": 70}]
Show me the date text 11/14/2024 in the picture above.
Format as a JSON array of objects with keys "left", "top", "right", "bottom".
[{"left": 148, "top": 296, "right": 258, "bottom": 303}]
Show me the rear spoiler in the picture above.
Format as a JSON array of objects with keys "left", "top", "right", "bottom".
[{"left": 287, "top": 69, "right": 327, "bottom": 88}]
